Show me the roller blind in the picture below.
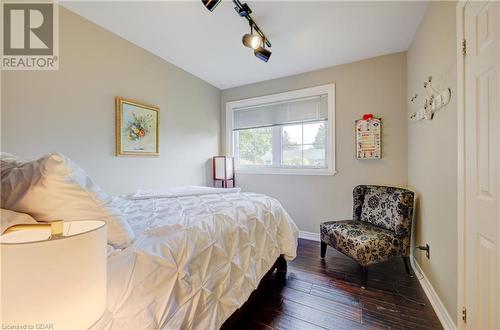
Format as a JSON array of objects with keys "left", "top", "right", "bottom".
[{"left": 233, "top": 94, "right": 328, "bottom": 131}]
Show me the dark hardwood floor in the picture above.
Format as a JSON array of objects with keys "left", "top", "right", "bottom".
[{"left": 229, "top": 239, "right": 442, "bottom": 330}]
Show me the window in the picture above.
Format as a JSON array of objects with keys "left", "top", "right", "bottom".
[
  {"left": 226, "top": 84, "right": 336, "bottom": 175},
  {"left": 282, "top": 122, "right": 326, "bottom": 167}
]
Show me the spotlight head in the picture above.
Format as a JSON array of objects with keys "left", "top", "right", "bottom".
[
  {"left": 235, "top": 3, "right": 252, "bottom": 17},
  {"left": 202, "top": 0, "right": 223, "bottom": 12},
  {"left": 242, "top": 33, "right": 262, "bottom": 49},
  {"left": 254, "top": 46, "right": 272, "bottom": 62}
]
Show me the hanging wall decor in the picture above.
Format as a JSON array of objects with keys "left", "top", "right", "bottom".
[
  {"left": 409, "top": 76, "right": 452, "bottom": 121},
  {"left": 115, "top": 97, "right": 160, "bottom": 156},
  {"left": 356, "top": 114, "right": 381, "bottom": 160}
]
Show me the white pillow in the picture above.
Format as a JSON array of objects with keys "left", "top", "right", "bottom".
[
  {"left": 0, "top": 153, "right": 134, "bottom": 248},
  {"left": 1, "top": 208, "right": 38, "bottom": 234},
  {"left": 0, "top": 152, "right": 26, "bottom": 178}
]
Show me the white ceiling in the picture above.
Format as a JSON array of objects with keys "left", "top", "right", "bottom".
[{"left": 61, "top": 1, "right": 428, "bottom": 89}]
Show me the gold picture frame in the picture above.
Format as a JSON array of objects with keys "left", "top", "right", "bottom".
[{"left": 115, "top": 97, "right": 160, "bottom": 156}]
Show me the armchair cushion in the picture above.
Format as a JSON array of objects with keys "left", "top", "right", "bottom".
[
  {"left": 320, "top": 220, "right": 403, "bottom": 266},
  {"left": 359, "top": 186, "right": 413, "bottom": 240}
]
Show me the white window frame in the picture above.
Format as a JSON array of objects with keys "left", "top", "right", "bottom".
[{"left": 225, "top": 83, "right": 336, "bottom": 175}]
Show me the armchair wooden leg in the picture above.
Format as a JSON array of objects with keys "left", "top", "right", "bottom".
[
  {"left": 361, "top": 266, "right": 368, "bottom": 289},
  {"left": 403, "top": 256, "right": 414, "bottom": 278},
  {"left": 320, "top": 241, "right": 327, "bottom": 258}
]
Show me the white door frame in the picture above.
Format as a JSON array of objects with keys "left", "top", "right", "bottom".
[{"left": 456, "top": 1, "right": 466, "bottom": 329}]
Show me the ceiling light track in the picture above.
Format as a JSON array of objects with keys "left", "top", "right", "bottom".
[
  {"left": 202, "top": 0, "right": 272, "bottom": 62},
  {"left": 232, "top": 0, "right": 271, "bottom": 48}
]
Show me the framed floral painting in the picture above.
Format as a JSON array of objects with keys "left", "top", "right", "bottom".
[{"left": 115, "top": 97, "right": 159, "bottom": 156}]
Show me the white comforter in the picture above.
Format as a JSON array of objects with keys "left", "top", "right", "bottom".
[{"left": 95, "top": 188, "right": 298, "bottom": 330}]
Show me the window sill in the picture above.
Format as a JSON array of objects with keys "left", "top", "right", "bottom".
[{"left": 235, "top": 167, "right": 338, "bottom": 176}]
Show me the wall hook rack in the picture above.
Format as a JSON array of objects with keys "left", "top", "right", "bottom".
[{"left": 409, "top": 76, "right": 451, "bottom": 121}]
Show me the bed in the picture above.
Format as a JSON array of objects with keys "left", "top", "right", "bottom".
[{"left": 0, "top": 154, "right": 299, "bottom": 330}]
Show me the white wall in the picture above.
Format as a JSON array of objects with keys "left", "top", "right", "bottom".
[
  {"left": 407, "top": 1, "right": 458, "bottom": 323},
  {"left": 1, "top": 7, "right": 221, "bottom": 195},
  {"left": 221, "top": 53, "right": 408, "bottom": 233}
]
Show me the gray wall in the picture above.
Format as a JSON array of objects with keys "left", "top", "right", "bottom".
[
  {"left": 1, "top": 8, "right": 221, "bottom": 195},
  {"left": 1, "top": 4, "right": 459, "bottom": 323},
  {"left": 1, "top": 5, "right": 458, "bottom": 321},
  {"left": 407, "top": 1, "right": 458, "bottom": 323},
  {"left": 221, "top": 52, "right": 408, "bottom": 233}
]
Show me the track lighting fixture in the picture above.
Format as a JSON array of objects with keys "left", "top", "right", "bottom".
[
  {"left": 202, "top": 0, "right": 272, "bottom": 62},
  {"left": 242, "top": 33, "right": 261, "bottom": 49},
  {"left": 202, "top": 0, "right": 223, "bottom": 12},
  {"left": 242, "top": 24, "right": 262, "bottom": 49},
  {"left": 254, "top": 44, "right": 272, "bottom": 62},
  {"left": 235, "top": 3, "right": 252, "bottom": 17}
]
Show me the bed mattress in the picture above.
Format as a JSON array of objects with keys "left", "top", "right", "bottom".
[{"left": 94, "top": 188, "right": 298, "bottom": 330}]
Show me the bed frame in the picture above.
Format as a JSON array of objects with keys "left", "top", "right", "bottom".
[{"left": 220, "top": 255, "right": 287, "bottom": 329}]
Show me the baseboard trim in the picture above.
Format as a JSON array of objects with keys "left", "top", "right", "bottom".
[
  {"left": 298, "top": 230, "right": 320, "bottom": 242},
  {"left": 410, "top": 257, "right": 456, "bottom": 330}
]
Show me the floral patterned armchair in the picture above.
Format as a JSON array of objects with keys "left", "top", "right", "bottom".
[{"left": 320, "top": 185, "right": 415, "bottom": 288}]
